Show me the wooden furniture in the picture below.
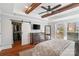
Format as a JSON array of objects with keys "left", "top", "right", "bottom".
[
  {"left": 30, "top": 33, "right": 46, "bottom": 45},
  {"left": 30, "top": 25, "right": 51, "bottom": 45}
]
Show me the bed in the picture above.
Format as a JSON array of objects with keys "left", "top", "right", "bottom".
[{"left": 19, "top": 39, "right": 75, "bottom": 56}]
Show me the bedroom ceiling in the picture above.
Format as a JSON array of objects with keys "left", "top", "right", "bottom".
[{"left": 13, "top": 3, "right": 72, "bottom": 20}]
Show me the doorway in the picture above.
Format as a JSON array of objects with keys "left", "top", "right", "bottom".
[{"left": 12, "top": 21, "right": 22, "bottom": 47}]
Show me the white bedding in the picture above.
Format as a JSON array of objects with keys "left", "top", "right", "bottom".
[
  {"left": 32, "top": 39, "right": 75, "bottom": 56},
  {"left": 61, "top": 41, "right": 75, "bottom": 56}
]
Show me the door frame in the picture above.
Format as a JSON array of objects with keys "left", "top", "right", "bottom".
[{"left": 10, "top": 19, "right": 31, "bottom": 46}]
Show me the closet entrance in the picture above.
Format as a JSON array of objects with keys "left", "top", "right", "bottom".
[{"left": 12, "top": 21, "right": 22, "bottom": 47}]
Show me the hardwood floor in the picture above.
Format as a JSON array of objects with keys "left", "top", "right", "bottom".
[{"left": 0, "top": 41, "right": 35, "bottom": 56}]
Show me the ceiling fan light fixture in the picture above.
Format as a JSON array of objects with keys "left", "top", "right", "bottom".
[
  {"left": 25, "top": 6, "right": 28, "bottom": 8},
  {"left": 39, "top": 4, "right": 61, "bottom": 15},
  {"left": 47, "top": 11, "right": 52, "bottom": 14}
]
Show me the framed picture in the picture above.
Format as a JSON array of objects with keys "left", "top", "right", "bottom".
[{"left": 67, "top": 23, "right": 76, "bottom": 32}]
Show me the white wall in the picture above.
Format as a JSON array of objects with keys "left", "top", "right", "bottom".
[
  {"left": 0, "top": 16, "right": 13, "bottom": 51},
  {"left": 48, "top": 6, "right": 79, "bottom": 40},
  {"left": 0, "top": 3, "right": 14, "bottom": 13},
  {"left": 0, "top": 3, "right": 48, "bottom": 51},
  {"left": 0, "top": 10, "right": 1, "bottom": 46},
  {"left": 0, "top": 14, "right": 48, "bottom": 50},
  {"left": 31, "top": 20, "right": 48, "bottom": 33},
  {"left": 0, "top": 5, "right": 1, "bottom": 48},
  {"left": 1, "top": 16, "right": 13, "bottom": 45}
]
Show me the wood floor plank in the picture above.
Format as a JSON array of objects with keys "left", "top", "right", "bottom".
[{"left": 0, "top": 41, "right": 35, "bottom": 56}]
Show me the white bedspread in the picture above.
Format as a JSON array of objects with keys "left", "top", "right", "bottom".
[{"left": 32, "top": 39, "right": 73, "bottom": 56}]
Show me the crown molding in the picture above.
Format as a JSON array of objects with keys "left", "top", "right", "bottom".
[{"left": 0, "top": 11, "right": 48, "bottom": 22}]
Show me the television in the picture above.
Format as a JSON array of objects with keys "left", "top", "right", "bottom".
[{"left": 32, "top": 24, "right": 40, "bottom": 30}]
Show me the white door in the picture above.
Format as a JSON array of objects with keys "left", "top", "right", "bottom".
[
  {"left": 22, "top": 22, "right": 31, "bottom": 45},
  {"left": 1, "top": 19, "right": 13, "bottom": 45}
]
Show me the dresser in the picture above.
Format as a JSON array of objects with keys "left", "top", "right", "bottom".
[{"left": 30, "top": 33, "right": 46, "bottom": 45}]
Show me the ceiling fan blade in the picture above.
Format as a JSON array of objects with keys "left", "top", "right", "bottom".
[
  {"left": 51, "top": 4, "right": 61, "bottom": 10},
  {"left": 41, "top": 6, "right": 48, "bottom": 10},
  {"left": 51, "top": 11, "right": 55, "bottom": 14},
  {"left": 39, "top": 11, "right": 47, "bottom": 14}
]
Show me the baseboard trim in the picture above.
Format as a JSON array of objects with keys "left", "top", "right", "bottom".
[{"left": 0, "top": 44, "right": 12, "bottom": 51}]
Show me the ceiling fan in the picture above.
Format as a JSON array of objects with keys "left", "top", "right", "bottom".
[{"left": 39, "top": 4, "right": 61, "bottom": 14}]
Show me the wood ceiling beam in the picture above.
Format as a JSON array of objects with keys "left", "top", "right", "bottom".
[
  {"left": 25, "top": 3, "right": 41, "bottom": 14},
  {"left": 41, "top": 3, "right": 79, "bottom": 18}
]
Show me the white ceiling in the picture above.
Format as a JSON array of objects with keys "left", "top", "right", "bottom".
[{"left": 13, "top": 3, "right": 71, "bottom": 20}]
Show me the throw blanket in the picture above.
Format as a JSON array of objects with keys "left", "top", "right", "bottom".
[{"left": 32, "top": 39, "right": 72, "bottom": 56}]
